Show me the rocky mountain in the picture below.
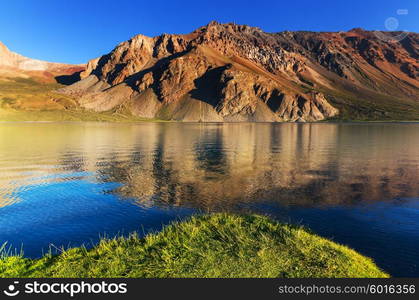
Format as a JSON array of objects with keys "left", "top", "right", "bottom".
[
  {"left": 60, "top": 22, "right": 419, "bottom": 121},
  {"left": 0, "top": 41, "right": 84, "bottom": 83}
]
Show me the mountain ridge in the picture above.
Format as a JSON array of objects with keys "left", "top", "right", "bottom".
[
  {"left": 3, "top": 22, "right": 419, "bottom": 121},
  {"left": 0, "top": 41, "right": 84, "bottom": 83}
]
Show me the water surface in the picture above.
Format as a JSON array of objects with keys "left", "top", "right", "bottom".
[{"left": 0, "top": 122, "right": 418, "bottom": 276}]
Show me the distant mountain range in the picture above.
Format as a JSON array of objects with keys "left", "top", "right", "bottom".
[
  {"left": 0, "top": 41, "right": 84, "bottom": 83},
  {"left": 1, "top": 22, "right": 418, "bottom": 121}
]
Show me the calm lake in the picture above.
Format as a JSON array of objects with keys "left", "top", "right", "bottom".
[{"left": 0, "top": 122, "right": 418, "bottom": 276}]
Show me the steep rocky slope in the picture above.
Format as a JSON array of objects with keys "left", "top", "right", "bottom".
[
  {"left": 60, "top": 22, "right": 419, "bottom": 121},
  {"left": 0, "top": 41, "right": 84, "bottom": 83}
]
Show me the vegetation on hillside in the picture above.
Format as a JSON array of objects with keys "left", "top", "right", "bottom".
[
  {"left": 1, "top": 77, "right": 417, "bottom": 122},
  {"left": 0, "top": 78, "right": 160, "bottom": 122}
]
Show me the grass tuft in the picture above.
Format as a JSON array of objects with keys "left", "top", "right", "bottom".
[{"left": 0, "top": 214, "right": 389, "bottom": 278}]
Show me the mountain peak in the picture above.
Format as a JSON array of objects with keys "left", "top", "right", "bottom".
[
  {"left": 349, "top": 27, "right": 366, "bottom": 32},
  {"left": 196, "top": 21, "right": 262, "bottom": 34},
  {"left": 56, "top": 23, "right": 418, "bottom": 122},
  {"left": 207, "top": 20, "right": 220, "bottom": 27},
  {"left": 0, "top": 40, "right": 12, "bottom": 57}
]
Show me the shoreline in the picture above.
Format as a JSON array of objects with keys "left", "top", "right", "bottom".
[{"left": 1, "top": 111, "right": 418, "bottom": 124}]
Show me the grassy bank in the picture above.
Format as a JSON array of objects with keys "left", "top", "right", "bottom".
[
  {"left": 0, "top": 214, "right": 388, "bottom": 278},
  {"left": 0, "top": 77, "right": 165, "bottom": 122}
]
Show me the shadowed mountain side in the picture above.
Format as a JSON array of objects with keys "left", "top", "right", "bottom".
[
  {"left": 55, "top": 70, "right": 83, "bottom": 85},
  {"left": 58, "top": 22, "right": 419, "bottom": 122}
]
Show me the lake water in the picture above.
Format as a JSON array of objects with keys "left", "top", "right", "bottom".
[{"left": 0, "top": 122, "right": 418, "bottom": 277}]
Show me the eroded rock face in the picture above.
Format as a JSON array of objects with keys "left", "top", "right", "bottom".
[{"left": 59, "top": 22, "right": 419, "bottom": 122}]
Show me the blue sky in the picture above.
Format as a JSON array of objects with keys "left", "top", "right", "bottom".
[{"left": 0, "top": 0, "right": 418, "bottom": 64}]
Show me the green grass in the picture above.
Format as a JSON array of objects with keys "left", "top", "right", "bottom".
[
  {"left": 321, "top": 86, "right": 419, "bottom": 122},
  {"left": 0, "top": 214, "right": 389, "bottom": 278}
]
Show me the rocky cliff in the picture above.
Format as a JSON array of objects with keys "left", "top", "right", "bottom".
[{"left": 59, "top": 22, "right": 419, "bottom": 121}]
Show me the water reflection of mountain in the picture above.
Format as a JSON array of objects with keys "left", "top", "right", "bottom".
[
  {"left": 94, "top": 123, "right": 419, "bottom": 210},
  {"left": 0, "top": 123, "right": 418, "bottom": 210}
]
